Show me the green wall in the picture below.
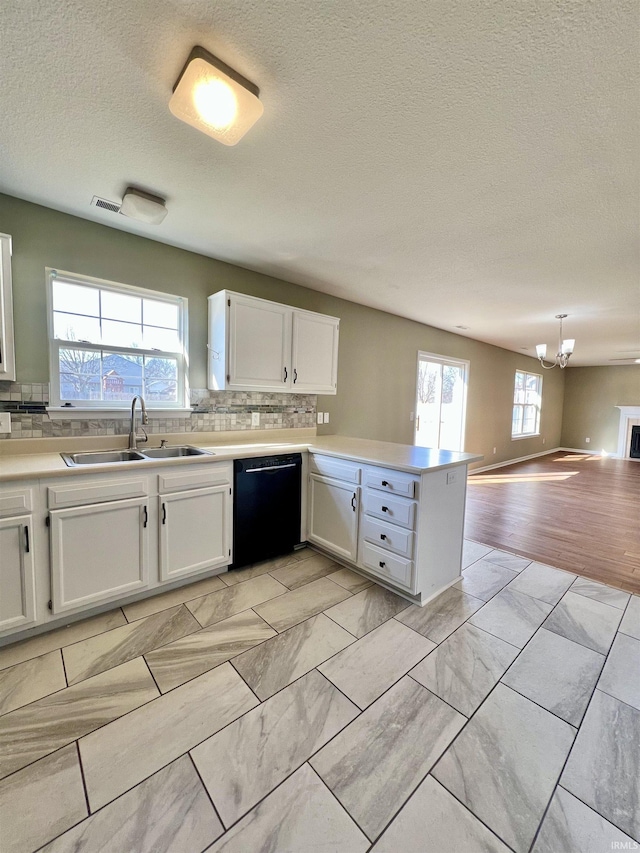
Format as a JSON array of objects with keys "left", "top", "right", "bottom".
[
  {"left": 561, "top": 365, "right": 640, "bottom": 453},
  {"left": 1, "top": 192, "right": 566, "bottom": 466}
]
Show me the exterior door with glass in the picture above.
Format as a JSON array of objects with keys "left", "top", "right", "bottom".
[{"left": 415, "top": 353, "right": 468, "bottom": 451}]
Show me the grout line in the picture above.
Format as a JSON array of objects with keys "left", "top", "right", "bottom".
[
  {"left": 188, "top": 752, "right": 226, "bottom": 832},
  {"left": 306, "top": 761, "right": 372, "bottom": 843},
  {"left": 523, "top": 596, "right": 629, "bottom": 851},
  {"left": 75, "top": 740, "right": 91, "bottom": 815}
]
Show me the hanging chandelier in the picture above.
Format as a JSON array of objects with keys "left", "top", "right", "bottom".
[{"left": 536, "top": 314, "right": 575, "bottom": 369}]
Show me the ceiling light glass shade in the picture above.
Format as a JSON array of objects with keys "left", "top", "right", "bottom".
[
  {"left": 169, "top": 47, "right": 263, "bottom": 146},
  {"left": 536, "top": 315, "right": 575, "bottom": 369}
]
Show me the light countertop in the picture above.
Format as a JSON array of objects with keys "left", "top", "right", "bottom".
[{"left": 0, "top": 431, "right": 482, "bottom": 482}]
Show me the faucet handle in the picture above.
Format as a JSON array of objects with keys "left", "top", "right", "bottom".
[{"left": 160, "top": 439, "right": 168, "bottom": 448}]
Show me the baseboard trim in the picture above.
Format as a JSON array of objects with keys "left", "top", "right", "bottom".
[{"left": 472, "top": 448, "right": 562, "bottom": 474}]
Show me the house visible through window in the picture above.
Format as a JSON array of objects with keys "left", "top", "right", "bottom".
[
  {"left": 47, "top": 269, "right": 188, "bottom": 408},
  {"left": 512, "top": 370, "right": 542, "bottom": 437}
]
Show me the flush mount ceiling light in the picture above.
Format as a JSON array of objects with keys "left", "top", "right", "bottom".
[
  {"left": 169, "top": 46, "right": 263, "bottom": 146},
  {"left": 536, "top": 314, "right": 575, "bottom": 369},
  {"left": 120, "top": 187, "right": 168, "bottom": 224}
]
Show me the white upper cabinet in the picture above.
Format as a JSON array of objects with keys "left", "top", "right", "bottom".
[
  {"left": 292, "top": 310, "right": 339, "bottom": 393},
  {"left": 0, "top": 233, "right": 16, "bottom": 381},
  {"left": 208, "top": 290, "right": 339, "bottom": 394},
  {"left": 228, "top": 294, "right": 292, "bottom": 390}
]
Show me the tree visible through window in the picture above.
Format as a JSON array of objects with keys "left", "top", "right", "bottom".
[
  {"left": 48, "top": 270, "right": 187, "bottom": 408},
  {"left": 512, "top": 370, "right": 542, "bottom": 437}
]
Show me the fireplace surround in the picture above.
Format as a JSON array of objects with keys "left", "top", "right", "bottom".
[{"left": 616, "top": 406, "right": 640, "bottom": 459}]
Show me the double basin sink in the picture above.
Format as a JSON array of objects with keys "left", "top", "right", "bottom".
[{"left": 61, "top": 446, "right": 214, "bottom": 467}]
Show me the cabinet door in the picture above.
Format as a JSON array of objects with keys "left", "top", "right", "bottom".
[
  {"left": 50, "top": 497, "right": 149, "bottom": 614},
  {"left": 228, "top": 294, "right": 292, "bottom": 390},
  {"left": 0, "top": 233, "right": 16, "bottom": 381},
  {"left": 308, "top": 474, "right": 358, "bottom": 562},
  {"left": 292, "top": 311, "right": 338, "bottom": 394},
  {"left": 159, "top": 485, "right": 231, "bottom": 582},
  {"left": 0, "top": 515, "right": 36, "bottom": 631}
]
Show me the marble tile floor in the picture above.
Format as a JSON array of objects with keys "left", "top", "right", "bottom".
[{"left": 0, "top": 542, "right": 638, "bottom": 853}]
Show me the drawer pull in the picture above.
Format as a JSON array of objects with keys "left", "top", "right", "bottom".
[
  {"left": 351, "top": 493, "right": 357, "bottom": 512},
  {"left": 381, "top": 480, "right": 389, "bottom": 486},
  {"left": 380, "top": 533, "right": 387, "bottom": 540},
  {"left": 381, "top": 506, "right": 389, "bottom": 513},
  {"left": 379, "top": 561, "right": 386, "bottom": 568}
]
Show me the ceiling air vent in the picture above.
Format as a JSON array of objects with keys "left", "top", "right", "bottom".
[{"left": 90, "top": 196, "right": 121, "bottom": 214}]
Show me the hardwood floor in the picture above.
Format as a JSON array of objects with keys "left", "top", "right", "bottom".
[{"left": 464, "top": 451, "right": 640, "bottom": 594}]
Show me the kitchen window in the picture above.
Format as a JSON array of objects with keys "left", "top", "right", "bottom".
[
  {"left": 47, "top": 269, "right": 188, "bottom": 409},
  {"left": 512, "top": 370, "right": 542, "bottom": 438}
]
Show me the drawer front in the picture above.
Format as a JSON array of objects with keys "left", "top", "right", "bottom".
[
  {"left": 364, "top": 465, "right": 417, "bottom": 498},
  {"left": 362, "top": 515, "right": 415, "bottom": 559},
  {"left": 48, "top": 478, "right": 148, "bottom": 509},
  {"left": 310, "top": 454, "right": 361, "bottom": 484},
  {"left": 0, "top": 488, "right": 33, "bottom": 517},
  {"left": 363, "top": 489, "right": 416, "bottom": 529},
  {"left": 361, "top": 541, "right": 415, "bottom": 591},
  {"left": 158, "top": 463, "right": 232, "bottom": 494}
]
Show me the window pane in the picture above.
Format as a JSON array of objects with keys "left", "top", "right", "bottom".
[
  {"left": 143, "top": 299, "right": 178, "bottom": 329},
  {"left": 512, "top": 405, "right": 523, "bottom": 434},
  {"left": 514, "top": 371, "right": 525, "bottom": 392},
  {"left": 102, "top": 353, "right": 143, "bottom": 401},
  {"left": 102, "top": 319, "right": 143, "bottom": 349},
  {"left": 523, "top": 405, "right": 537, "bottom": 433},
  {"left": 52, "top": 281, "right": 99, "bottom": 316},
  {"left": 53, "top": 312, "right": 101, "bottom": 343},
  {"left": 515, "top": 388, "right": 525, "bottom": 404},
  {"left": 59, "top": 348, "right": 102, "bottom": 400},
  {"left": 143, "top": 325, "right": 181, "bottom": 351},
  {"left": 101, "top": 290, "right": 142, "bottom": 323},
  {"left": 145, "top": 357, "right": 177, "bottom": 402}
]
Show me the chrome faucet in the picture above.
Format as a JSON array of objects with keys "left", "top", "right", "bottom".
[{"left": 129, "top": 396, "right": 149, "bottom": 450}]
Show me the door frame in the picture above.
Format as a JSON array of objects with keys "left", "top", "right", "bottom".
[{"left": 414, "top": 351, "right": 470, "bottom": 451}]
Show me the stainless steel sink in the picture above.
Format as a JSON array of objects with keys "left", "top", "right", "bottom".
[
  {"left": 61, "top": 449, "right": 147, "bottom": 466},
  {"left": 141, "top": 445, "right": 213, "bottom": 458}
]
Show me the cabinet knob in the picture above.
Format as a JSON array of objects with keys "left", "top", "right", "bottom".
[
  {"left": 381, "top": 506, "right": 389, "bottom": 513},
  {"left": 381, "top": 480, "right": 389, "bottom": 486},
  {"left": 380, "top": 534, "right": 387, "bottom": 540},
  {"left": 379, "top": 561, "right": 386, "bottom": 568}
]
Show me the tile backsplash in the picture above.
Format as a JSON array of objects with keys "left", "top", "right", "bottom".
[{"left": 0, "top": 382, "right": 317, "bottom": 439}]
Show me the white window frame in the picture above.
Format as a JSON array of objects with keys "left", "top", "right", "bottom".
[
  {"left": 46, "top": 268, "right": 189, "bottom": 412},
  {"left": 512, "top": 369, "right": 542, "bottom": 439},
  {"left": 414, "top": 351, "right": 470, "bottom": 452}
]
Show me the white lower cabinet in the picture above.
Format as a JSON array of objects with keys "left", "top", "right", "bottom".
[
  {"left": 159, "top": 485, "right": 231, "bottom": 581},
  {"left": 308, "top": 453, "right": 468, "bottom": 604},
  {"left": 308, "top": 474, "right": 359, "bottom": 562},
  {"left": 50, "top": 496, "right": 149, "bottom": 614},
  {"left": 0, "top": 514, "right": 36, "bottom": 631}
]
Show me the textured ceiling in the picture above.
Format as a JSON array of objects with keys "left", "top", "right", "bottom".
[{"left": 1, "top": 0, "right": 638, "bottom": 365}]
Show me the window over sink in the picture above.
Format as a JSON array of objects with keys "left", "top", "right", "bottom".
[{"left": 46, "top": 269, "right": 188, "bottom": 409}]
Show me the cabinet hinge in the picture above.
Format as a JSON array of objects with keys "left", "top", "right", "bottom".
[
  {"left": 229, "top": 488, "right": 232, "bottom": 495},
  {"left": 47, "top": 600, "right": 52, "bottom": 611},
  {"left": 229, "top": 548, "right": 231, "bottom": 557},
  {"left": 227, "top": 298, "right": 231, "bottom": 307},
  {"left": 45, "top": 516, "right": 50, "bottom": 528},
  {"left": 226, "top": 374, "right": 230, "bottom": 382}
]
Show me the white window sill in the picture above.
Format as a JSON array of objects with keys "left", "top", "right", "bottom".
[
  {"left": 511, "top": 433, "right": 541, "bottom": 441},
  {"left": 46, "top": 407, "right": 193, "bottom": 420}
]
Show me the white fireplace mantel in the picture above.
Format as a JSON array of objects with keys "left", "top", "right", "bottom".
[{"left": 616, "top": 406, "right": 640, "bottom": 459}]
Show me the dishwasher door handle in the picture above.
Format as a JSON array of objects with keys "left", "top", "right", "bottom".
[{"left": 245, "top": 463, "right": 298, "bottom": 473}]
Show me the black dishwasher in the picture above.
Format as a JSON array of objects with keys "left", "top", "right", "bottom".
[{"left": 231, "top": 454, "right": 302, "bottom": 569}]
